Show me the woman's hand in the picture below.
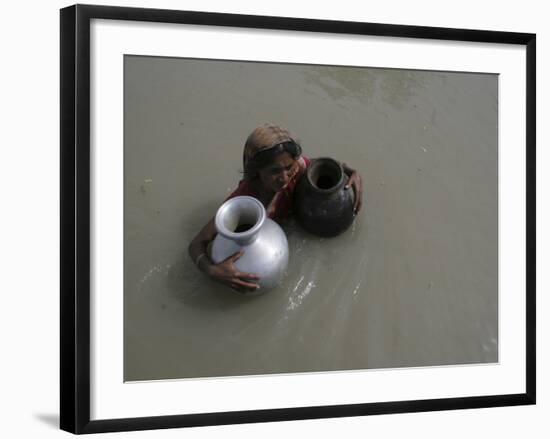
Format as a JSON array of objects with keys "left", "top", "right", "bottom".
[
  {"left": 344, "top": 167, "right": 363, "bottom": 215},
  {"left": 207, "top": 250, "right": 260, "bottom": 293}
]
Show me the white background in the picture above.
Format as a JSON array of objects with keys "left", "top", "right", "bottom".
[{"left": 0, "top": 0, "right": 546, "bottom": 438}]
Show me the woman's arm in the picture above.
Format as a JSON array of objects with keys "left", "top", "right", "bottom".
[
  {"left": 188, "top": 218, "right": 217, "bottom": 274},
  {"left": 342, "top": 163, "right": 363, "bottom": 214},
  {"left": 188, "top": 218, "right": 260, "bottom": 292}
]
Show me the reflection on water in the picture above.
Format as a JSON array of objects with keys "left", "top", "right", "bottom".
[
  {"left": 304, "top": 66, "right": 439, "bottom": 110},
  {"left": 124, "top": 56, "right": 498, "bottom": 381}
]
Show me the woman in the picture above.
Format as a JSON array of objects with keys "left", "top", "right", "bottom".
[{"left": 188, "top": 123, "right": 363, "bottom": 292}]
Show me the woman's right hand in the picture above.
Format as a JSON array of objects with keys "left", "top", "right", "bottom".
[{"left": 207, "top": 250, "right": 260, "bottom": 293}]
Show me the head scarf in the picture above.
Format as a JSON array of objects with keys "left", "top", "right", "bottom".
[{"left": 242, "top": 123, "right": 296, "bottom": 172}]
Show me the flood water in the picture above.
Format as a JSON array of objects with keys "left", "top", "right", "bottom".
[{"left": 124, "top": 56, "right": 498, "bottom": 381}]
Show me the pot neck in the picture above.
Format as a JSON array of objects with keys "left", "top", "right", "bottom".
[
  {"left": 306, "top": 157, "right": 345, "bottom": 195},
  {"left": 215, "top": 196, "right": 266, "bottom": 245}
]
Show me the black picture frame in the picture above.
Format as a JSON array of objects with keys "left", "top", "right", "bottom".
[{"left": 60, "top": 3, "right": 536, "bottom": 434}]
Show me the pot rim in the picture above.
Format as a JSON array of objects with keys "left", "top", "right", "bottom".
[
  {"left": 306, "top": 157, "right": 345, "bottom": 194},
  {"left": 215, "top": 195, "right": 266, "bottom": 242}
]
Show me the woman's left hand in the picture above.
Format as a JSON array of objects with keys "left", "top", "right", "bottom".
[{"left": 345, "top": 169, "right": 363, "bottom": 215}]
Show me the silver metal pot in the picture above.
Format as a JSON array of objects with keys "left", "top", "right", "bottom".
[{"left": 210, "top": 196, "right": 289, "bottom": 292}]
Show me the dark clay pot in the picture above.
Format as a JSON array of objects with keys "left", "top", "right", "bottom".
[{"left": 293, "top": 157, "right": 355, "bottom": 237}]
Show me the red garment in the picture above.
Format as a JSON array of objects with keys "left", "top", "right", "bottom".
[{"left": 225, "top": 156, "right": 311, "bottom": 222}]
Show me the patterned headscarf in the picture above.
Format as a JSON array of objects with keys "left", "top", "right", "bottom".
[{"left": 243, "top": 123, "right": 296, "bottom": 170}]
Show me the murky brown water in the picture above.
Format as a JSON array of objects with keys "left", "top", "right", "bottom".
[{"left": 124, "top": 56, "right": 498, "bottom": 381}]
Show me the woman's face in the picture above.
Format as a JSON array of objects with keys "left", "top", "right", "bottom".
[{"left": 257, "top": 152, "right": 298, "bottom": 194}]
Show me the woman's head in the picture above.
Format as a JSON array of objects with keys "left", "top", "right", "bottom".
[
  {"left": 242, "top": 124, "right": 302, "bottom": 188},
  {"left": 251, "top": 143, "right": 302, "bottom": 193}
]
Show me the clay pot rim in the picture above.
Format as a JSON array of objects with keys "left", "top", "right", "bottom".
[
  {"left": 215, "top": 195, "right": 266, "bottom": 241},
  {"left": 306, "top": 157, "right": 345, "bottom": 194}
]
